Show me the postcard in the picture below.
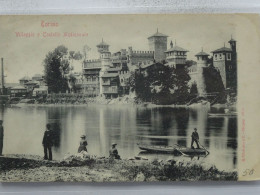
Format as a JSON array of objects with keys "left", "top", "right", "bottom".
[{"left": 0, "top": 14, "right": 259, "bottom": 182}]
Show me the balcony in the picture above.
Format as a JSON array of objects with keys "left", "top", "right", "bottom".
[{"left": 102, "top": 86, "right": 118, "bottom": 94}]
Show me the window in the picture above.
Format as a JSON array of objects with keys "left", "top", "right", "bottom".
[
  {"left": 219, "top": 54, "right": 222, "bottom": 59},
  {"left": 214, "top": 54, "right": 217, "bottom": 60},
  {"left": 227, "top": 53, "right": 231, "bottom": 60}
]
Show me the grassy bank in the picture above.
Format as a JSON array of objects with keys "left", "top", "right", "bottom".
[{"left": 0, "top": 154, "right": 237, "bottom": 182}]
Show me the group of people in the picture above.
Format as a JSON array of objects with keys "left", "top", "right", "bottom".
[
  {"left": 1, "top": 122, "right": 199, "bottom": 160},
  {"left": 42, "top": 124, "right": 121, "bottom": 161}
]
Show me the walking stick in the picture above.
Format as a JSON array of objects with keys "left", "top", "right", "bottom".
[{"left": 198, "top": 140, "right": 210, "bottom": 155}]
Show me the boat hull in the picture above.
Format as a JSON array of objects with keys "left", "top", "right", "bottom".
[{"left": 138, "top": 144, "right": 208, "bottom": 155}]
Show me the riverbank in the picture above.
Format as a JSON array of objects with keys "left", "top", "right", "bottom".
[{"left": 0, "top": 154, "right": 237, "bottom": 182}]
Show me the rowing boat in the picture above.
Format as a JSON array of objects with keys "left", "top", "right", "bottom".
[
  {"left": 137, "top": 144, "right": 209, "bottom": 155},
  {"left": 138, "top": 144, "right": 176, "bottom": 153},
  {"left": 208, "top": 112, "right": 237, "bottom": 117}
]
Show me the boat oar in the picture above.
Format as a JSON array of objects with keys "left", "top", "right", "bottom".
[{"left": 198, "top": 141, "right": 210, "bottom": 155}]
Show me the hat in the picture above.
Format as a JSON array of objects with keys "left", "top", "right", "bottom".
[
  {"left": 80, "top": 135, "right": 86, "bottom": 138},
  {"left": 194, "top": 128, "right": 197, "bottom": 130},
  {"left": 112, "top": 143, "right": 117, "bottom": 146}
]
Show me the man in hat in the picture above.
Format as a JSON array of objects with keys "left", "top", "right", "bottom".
[
  {"left": 42, "top": 124, "right": 53, "bottom": 160},
  {"left": 191, "top": 128, "right": 200, "bottom": 149},
  {"left": 109, "top": 143, "right": 120, "bottom": 159},
  {"left": 0, "top": 120, "right": 4, "bottom": 156},
  {"left": 78, "top": 135, "right": 88, "bottom": 153}
]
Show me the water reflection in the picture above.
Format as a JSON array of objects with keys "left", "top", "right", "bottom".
[{"left": 0, "top": 105, "right": 237, "bottom": 171}]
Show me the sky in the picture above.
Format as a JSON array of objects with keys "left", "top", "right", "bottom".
[{"left": 0, "top": 14, "right": 238, "bottom": 83}]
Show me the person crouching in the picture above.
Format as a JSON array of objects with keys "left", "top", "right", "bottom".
[
  {"left": 78, "top": 135, "right": 88, "bottom": 153},
  {"left": 109, "top": 143, "right": 120, "bottom": 159}
]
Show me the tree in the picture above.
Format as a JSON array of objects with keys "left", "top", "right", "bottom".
[
  {"left": 173, "top": 66, "right": 191, "bottom": 104},
  {"left": 67, "top": 51, "right": 83, "bottom": 93},
  {"left": 148, "top": 64, "right": 175, "bottom": 104},
  {"left": 43, "top": 45, "right": 70, "bottom": 93},
  {"left": 203, "top": 65, "right": 226, "bottom": 103},
  {"left": 129, "top": 71, "right": 151, "bottom": 102},
  {"left": 190, "top": 82, "right": 198, "bottom": 97}
]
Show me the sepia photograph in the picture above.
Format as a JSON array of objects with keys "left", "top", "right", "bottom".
[{"left": 0, "top": 14, "right": 256, "bottom": 182}]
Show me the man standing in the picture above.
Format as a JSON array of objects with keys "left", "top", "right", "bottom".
[
  {"left": 42, "top": 124, "right": 53, "bottom": 160},
  {"left": 109, "top": 143, "right": 120, "bottom": 159},
  {"left": 191, "top": 128, "right": 200, "bottom": 149},
  {"left": 0, "top": 120, "right": 4, "bottom": 156}
]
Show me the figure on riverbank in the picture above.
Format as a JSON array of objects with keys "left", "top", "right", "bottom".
[
  {"left": 78, "top": 135, "right": 88, "bottom": 153},
  {"left": 0, "top": 120, "right": 4, "bottom": 156},
  {"left": 109, "top": 143, "right": 120, "bottom": 159},
  {"left": 191, "top": 128, "right": 200, "bottom": 149},
  {"left": 42, "top": 124, "right": 53, "bottom": 160}
]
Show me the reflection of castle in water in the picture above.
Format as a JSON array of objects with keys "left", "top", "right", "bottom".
[
  {"left": 42, "top": 106, "right": 237, "bottom": 170},
  {"left": 139, "top": 107, "right": 237, "bottom": 169}
]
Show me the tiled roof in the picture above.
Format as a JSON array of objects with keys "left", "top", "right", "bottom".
[
  {"left": 211, "top": 47, "right": 232, "bottom": 53},
  {"left": 148, "top": 31, "right": 168, "bottom": 39},
  {"left": 101, "top": 73, "right": 119, "bottom": 78},
  {"left": 140, "top": 62, "right": 154, "bottom": 69},
  {"left": 97, "top": 40, "right": 109, "bottom": 46},
  {"left": 11, "top": 85, "right": 27, "bottom": 90},
  {"left": 229, "top": 38, "right": 236, "bottom": 42},
  {"left": 195, "top": 51, "right": 209, "bottom": 56},
  {"left": 165, "top": 45, "right": 188, "bottom": 52}
]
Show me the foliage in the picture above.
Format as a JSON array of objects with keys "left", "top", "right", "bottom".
[
  {"left": 43, "top": 46, "right": 83, "bottom": 93},
  {"left": 172, "top": 66, "right": 191, "bottom": 104},
  {"left": 129, "top": 71, "right": 152, "bottom": 102},
  {"left": 190, "top": 82, "right": 198, "bottom": 99},
  {"left": 203, "top": 65, "right": 226, "bottom": 103},
  {"left": 43, "top": 45, "right": 69, "bottom": 93},
  {"left": 129, "top": 63, "right": 191, "bottom": 105}
]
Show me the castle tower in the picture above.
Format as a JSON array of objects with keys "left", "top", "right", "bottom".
[
  {"left": 228, "top": 36, "right": 236, "bottom": 53},
  {"left": 164, "top": 41, "right": 188, "bottom": 68},
  {"left": 96, "top": 38, "right": 109, "bottom": 55},
  {"left": 148, "top": 29, "right": 168, "bottom": 62},
  {"left": 228, "top": 36, "right": 237, "bottom": 93},
  {"left": 212, "top": 42, "right": 233, "bottom": 89},
  {"left": 195, "top": 49, "right": 209, "bottom": 96}
]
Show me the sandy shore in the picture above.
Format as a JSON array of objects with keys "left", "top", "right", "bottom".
[{"left": 0, "top": 154, "right": 237, "bottom": 182}]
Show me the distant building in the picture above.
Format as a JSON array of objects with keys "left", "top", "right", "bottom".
[
  {"left": 19, "top": 76, "right": 31, "bottom": 86},
  {"left": 212, "top": 38, "right": 237, "bottom": 93},
  {"left": 148, "top": 29, "right": 168, "bottom": 62},
  {"left": 10, "top": 85, "right": 27, "bottom": 97},
  {"left": 165, "top": 41, "right": 189, "bottom": 68},
  {"left": 81, "top": 31, "right": 237, "bottom": 98},
  {"left": 195, "top": 50, "right": 210, "bottom": 96}
]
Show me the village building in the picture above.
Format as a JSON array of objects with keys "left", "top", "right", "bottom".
[
  {"left": 81, "top": 31, "right": 237, "bottom": 98},
  {"left": 9, "top": 85, "right": 27, "bottom": 97},
  {"left": 212, "top": 38, "right": 237, "bottom": 93},
  {"left": 19, "top": 76, "right": 31, "bottom": 86}
]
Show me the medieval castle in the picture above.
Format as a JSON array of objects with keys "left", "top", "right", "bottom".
[{"left": 80, "top": 29, "right": 237, "bottom": 98}]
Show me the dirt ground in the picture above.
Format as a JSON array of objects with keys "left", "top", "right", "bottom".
[{"left": 0, "top": 154, "right": 237, "bottom": 182}]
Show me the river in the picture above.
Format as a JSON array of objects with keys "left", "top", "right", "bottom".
[{"left": 0, "top": 104, "right": 237, "bottom": 171}]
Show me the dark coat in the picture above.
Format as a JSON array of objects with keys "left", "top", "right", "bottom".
[
  {"left": 0, "top": 126, "right": 3, "bottom": 140},
  {"left": 191, "top": 131, "right": 199, "bottom": 140},
  {"left": 42, "top": 130, "right": 53, "bottom": 146}
]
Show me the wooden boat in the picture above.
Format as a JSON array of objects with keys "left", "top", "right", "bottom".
[
  {"left": 208, "top": 112, "right": 237, "bottom": 117},
  {"left": 174, "top": 147, "right": 208, "bottom": 155},
  {"left": 138, "top": 144, "right": 209, "bottom": 155},
  {"left": 138, "top": 144, "right": 176, "bottom": 153}
]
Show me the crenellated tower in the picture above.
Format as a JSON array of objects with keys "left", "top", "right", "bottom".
[
  {"left": 195, "top": 49, "right": 209, "bottom": 96},
  {"left": 148, "top": 29, "right": 168, "bottom": 62}
]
